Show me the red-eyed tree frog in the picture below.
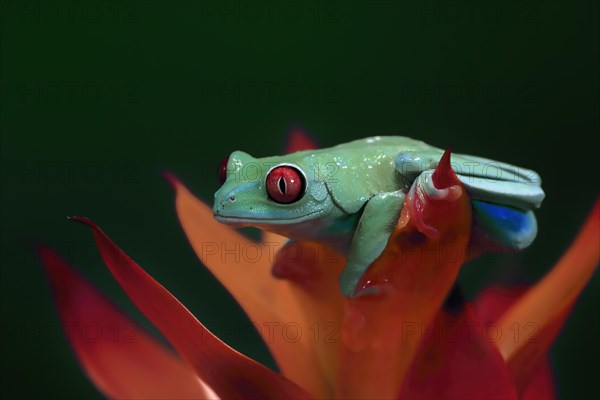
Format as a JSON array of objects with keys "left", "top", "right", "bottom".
[{"left": 213, "top": 136, "right": 545, "bottom": 297}]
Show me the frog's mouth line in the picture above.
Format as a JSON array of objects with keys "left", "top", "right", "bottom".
[{"left": 213, "top": 209, "right": 323, "bottom": 225}]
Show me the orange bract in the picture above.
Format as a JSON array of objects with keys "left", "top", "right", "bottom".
[{"left": 167, "top": 173, "right": 330, "bottom": 397}]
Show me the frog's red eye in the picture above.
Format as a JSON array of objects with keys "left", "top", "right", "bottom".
[
  {"left": 218, "top": 156, "right": 229, "bottom": 185},
  {"left": 266, "top": 166, "right": 305, "bottom": 204}
]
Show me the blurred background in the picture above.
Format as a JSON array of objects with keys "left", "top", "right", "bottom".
[{"left": 1, "top": 1, "right": 598, "bottom": 398}]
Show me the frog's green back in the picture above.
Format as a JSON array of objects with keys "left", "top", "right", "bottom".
[
  {"left": 328, "top": 136, "right": 432, "bottom": 152},
  {"left": 286, "top": 136, "right": 436, "bottom": 214}
]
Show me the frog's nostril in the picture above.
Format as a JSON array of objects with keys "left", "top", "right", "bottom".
[{"left": 229, "top": 195, "right": 236, "bottom": 202}]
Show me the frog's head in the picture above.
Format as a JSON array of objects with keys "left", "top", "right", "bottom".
[{"left": 213, "top": 151, "right": 334, "bottom": 231}]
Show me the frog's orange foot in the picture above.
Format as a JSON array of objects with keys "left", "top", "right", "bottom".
[{"left": 406, "top": 148, "right": 463, "bottom": 239}]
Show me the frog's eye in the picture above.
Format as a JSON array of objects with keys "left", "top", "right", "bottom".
[
  {"left": 266, "top": 165, "right": 306, "bottom": 204},
  {"left": 218, "top": 156, "right": 229, "bottom": 185}
]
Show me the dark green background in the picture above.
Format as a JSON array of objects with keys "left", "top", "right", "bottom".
[{"left": 1, "top": 1, "right": 598, "bottom": 398}]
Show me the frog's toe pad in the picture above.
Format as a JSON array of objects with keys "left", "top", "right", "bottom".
[{"left": 471, "top": 200, "right": 538, "bottom": 250}]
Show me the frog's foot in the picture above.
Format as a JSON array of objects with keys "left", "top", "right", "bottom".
[{"left": 406, "top": 149, "right": 463, "bottom": 239}]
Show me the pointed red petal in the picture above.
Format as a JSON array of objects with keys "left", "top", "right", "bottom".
[
  {"left": 70, "top": 216, "right": 312, "bottom": 400},
  {"left": 493, "top": 199, "right": 599, "bottom": 393},
  {"left": 38, "top": 245, "right": 215, "bottom": 399},
  {"left": 474, "top": 287, "right": 556, "bottom": 400},
  {"left": 285, "top": 128, "right": 318, "bottom": 153},
  {"left": 432, "top": 147, "right": 459, "bottom": 189},
  {"left": 406, "top": 149, "right": 463, "bottom": 239},
  {"left": 335, "top": 170, "right": 472, "bottom": 398},
  {"left": 398, "top": 304, "right": 518, "bottom": 399},
  {"left": 521, "top": 362, "right": 556, "bottom": 400},
  {"left": 474, "top": 286, "right": 527, "bottom": 323}
]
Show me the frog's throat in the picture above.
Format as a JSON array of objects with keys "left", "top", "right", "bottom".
[{"left": 213, "top": 208, "right": 324, "bottom": 225}]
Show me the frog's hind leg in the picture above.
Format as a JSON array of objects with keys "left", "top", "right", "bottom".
[{"left": 339, "top": 190, "right": 405, "bottom": 297}]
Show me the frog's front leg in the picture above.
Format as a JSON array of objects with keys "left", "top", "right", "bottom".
[{"left": 339, "top": 190, "right": 405, "bottom": 297}]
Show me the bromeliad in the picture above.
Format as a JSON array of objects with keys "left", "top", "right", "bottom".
[{"left": 39, "top": 129, "right": 598, "bottom": 399}]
